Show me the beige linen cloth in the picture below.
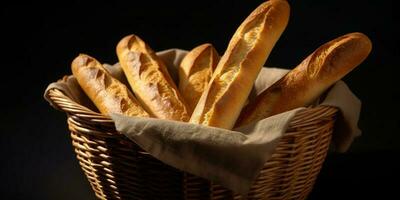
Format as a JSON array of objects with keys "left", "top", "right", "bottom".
[{"left": 45, "top": 49, "right": 361, "bottom": 194}]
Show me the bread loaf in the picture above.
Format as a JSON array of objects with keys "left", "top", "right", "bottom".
[
  {"left": 236, "top": 32, "right": 372, "bottom": 127},
  {"left": 189, "top": 0, "right": 290, "bottom": 129},
  {"left": 179, "top": 43, "right": 220, "bottom": 112},
  {"left": 71, "top": 54, "right": 150, "bottom": 117},
  {"left": 116, "top": 34, "right": 190, "bottom": 122}
]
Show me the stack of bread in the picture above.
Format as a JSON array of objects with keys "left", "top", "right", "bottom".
[{"left": 72, "top": 0, "right": 371, "bottom": 130}]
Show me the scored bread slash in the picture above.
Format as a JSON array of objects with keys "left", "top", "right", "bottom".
[
  {"left": 236, "top": 32, "right": 372, "bottom": 127},
  {"left": 116, "top": 34, "right": 190, "bottom": 122},
  {"left": 71, "top": 54, "right": 150, "bottom": 117},
  {"left": 179, "top": 43, "right": 220, "bottom": 113},
  {"left": 190, "top": 0, "right": 290, "bottom": 129}
]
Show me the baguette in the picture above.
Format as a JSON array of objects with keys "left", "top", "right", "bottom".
[
  {"left": 116, "top": 34, "right": 190, "bottom": 122},
  {"left": 179, "top": 43, "right": 220, "bottom": 112},
  {"left": 71, "top": 54, "right": 150, "bottom": 117},
  {"left": 189, "top": 0, "right": 290, "bottom": 129},
  {"left": 236, "top": 32, "right": 372, "bottom": 127}
]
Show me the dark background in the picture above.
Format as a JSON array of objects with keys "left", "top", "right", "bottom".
[{"left": 1, "top": 0, "right": 398, "bottom": 199}]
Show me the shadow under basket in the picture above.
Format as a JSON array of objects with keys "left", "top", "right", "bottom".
[{"left": 48, "top": 88, "right": 338, "bottom": 200}]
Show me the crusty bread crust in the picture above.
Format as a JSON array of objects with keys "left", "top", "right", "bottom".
[
  {"left": 190, "top": 0, "right": 290, "bottom": 129},
  {"left": 71, "top": 54, "right": 150, "bottom": 117},
  {"left": 236, "top": 32, "right": 372, "bottom": 127},
  {"left": 117, "top": 34, "right": 190, "bottom": 121}
]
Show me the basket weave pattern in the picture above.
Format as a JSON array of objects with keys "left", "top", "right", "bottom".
[{"left": 48, "top": 87, "right": 337, "bottom": 200}]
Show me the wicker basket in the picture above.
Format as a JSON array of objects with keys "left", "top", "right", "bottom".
[{"left": 47, "top": 83, "right": 337, "bottom": 200}]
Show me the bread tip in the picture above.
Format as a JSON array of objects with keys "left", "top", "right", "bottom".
[
  {"left": 272, "top": 0, "right": 289, "bottom": 6},
  {"left": 72, "top": 54, "right": 85, "bottom": 67},
  {"left": 71, "top": 54, "right": 97, "bottom": 71},
  {"left": 353, "top": 32, "right": 372, "bottom": 52},
  {"left": 273, "top": 0, "right": 290, "bottom": 19},
  {"left": 196, "top": 43, "right": 215, "bottom": 54},
  {"left": 251, "top": 0, "right": 290, "bottom": 29},
  {"left": 120, "top": 33, "right": 138, "bottom": 40},
  {"left": 117, "top": 34, "right": 147, "bottom": 54},
  {"left": 200, "top": 43, "right": 212, "bottom": 48},
  {"left": 73, "top": 53, "right": 89, "bottom": 61},
  {"left": 348, "top": 32, "right": 368, "bottom": 38},
  {"left": 264, "top": 0, "right": 290, "bottom": 10},
  {"left": 345, "top": 32, "right": 371, "bottom": 44},
  {"left": 117, "top": 34, "right": 134, "bottom": 48},
  {"left": 342, "top": 32, "right": 373, "bottom": 58}
]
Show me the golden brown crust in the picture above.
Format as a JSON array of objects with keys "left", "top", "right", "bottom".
[
  {"left": 116, "top": 34, "right": 190, "bottom": 122},
  {"left": 236, "top": 32, "right": 372, "bottom": 127},
  {"left": 190, "top": 0, "right": 290, "bottom": 129},
  {"left": 71, "top": 54, "right": 150, "bottom": 117},
  {"left": 178, "top": 43, "right": 220, "bottom": 112}
]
